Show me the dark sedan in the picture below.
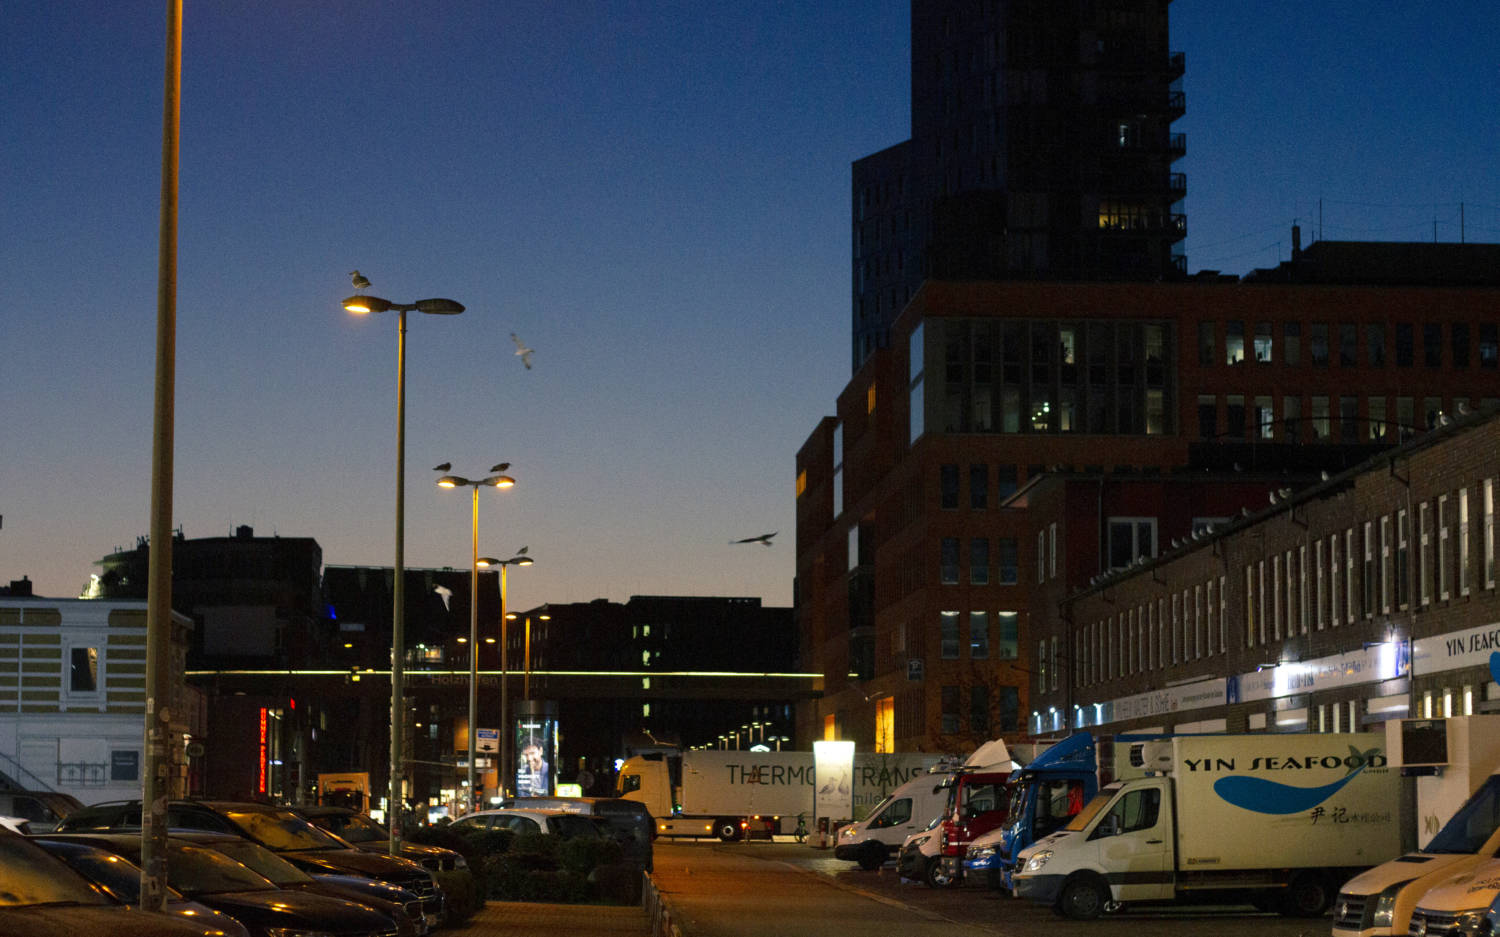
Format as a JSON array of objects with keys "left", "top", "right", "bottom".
[
  {"left": 180, "top": 832, "right": 430, "bottom": 936},
  {"left": 0, "top": 831, "right": 234, "bottom": 937},
  {"left": 35, "top": 833, "right": 402, "bottom": 937},
  {"left": 57, "top": 799, "right": 444, "bottom": 920},
  {"left": 30, "top": 837, "right": 251, "bottom": 937},
  {"left": 295, "top": 806, "right": 467, "bottom": 873}
]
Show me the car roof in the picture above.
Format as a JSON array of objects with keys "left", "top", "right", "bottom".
[{"left": 464, "top": 807, "right": 572, "bottom": 820}]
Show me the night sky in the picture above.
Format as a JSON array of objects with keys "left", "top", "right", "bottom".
[{"left": 4, "top": 2, "right": 1496, "bottom": 610}]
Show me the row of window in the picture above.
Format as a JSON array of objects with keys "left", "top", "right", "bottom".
[
  {"left": 1198, "top": 320, "right": 1500, "bottom": 369},
  {"left": 938, "top": 609, "right": 1020, "bottom": 660},
  {"left": 940, "top": 683, "right": 1021, "bottom": 735},
  {"left": 1076, "top": 576, "right": 1231, "bottom": 689},
  {"left": 1196, "top": 394, "right": 1490, "bottom": 443},
  {"left": 939, "top": 463, "right": 1021, "bottom": 508},
  {"left": 1066, "top": 479, "right": 1500, "bottom": 689},
  {"left": 939, "top": 537, "right": 1020, "bottom": 585},
  {"left": 1245, "top": 480, "right": 1497, "bottom": 645}
]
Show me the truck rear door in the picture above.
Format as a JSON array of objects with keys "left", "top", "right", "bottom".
[{"left": 1090, "top": 778, "right": 1173, "bottom": 902}]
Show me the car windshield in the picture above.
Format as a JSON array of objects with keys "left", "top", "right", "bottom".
[
  {"left": 227, "top": 810, "right": 342, "bottom": 851},
  {"left": 38, "top": 842, "right": 186, "bottom": 904},
  {"left": 1064, "top": 785, "right": 1118, "bottom": 833},
  {"left": 0, "top": 837, "right": 113, "bottom": 907},
  {"left": 316, "top": 812, "right": 386, "bottom": 844},
  {"left": 1427, "top": 774, "right": 1500, "bottom": 854},
  {"left": 207, "top": 839, "right": 315, "bottom": 885},
  {"left": 165, "top": 843, "right": 278, "bottom": 895}
]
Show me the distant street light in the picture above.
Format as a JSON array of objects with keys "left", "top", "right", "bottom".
[
  {"left": 344, "top": 292, "right": 465, "bottom": 852},
  {"left": 506, "top": 608, "right": 551, "bottom": 699},
  {"left": 436, "top": 467, "right": 516, "bottom": 807},
  {"left": 477, "top": 553, "right": 533, "bottom": 797}
]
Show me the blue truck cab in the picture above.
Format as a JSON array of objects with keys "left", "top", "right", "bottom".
[{"left": 965, "top": 732, "right": 1098, "bottom": 890}]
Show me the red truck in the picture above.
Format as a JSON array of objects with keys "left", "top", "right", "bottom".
[{"left": 931, "top": 740, "right": 1014, "bottom": 887}]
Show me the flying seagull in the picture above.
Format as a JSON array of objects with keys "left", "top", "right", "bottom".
[
  {"left": 433, "top": 584, "right": 453, "bottom": 611},
  {"left": 510, "top": 332, "right": 534, "bottom": 370},
  {"left": 433, "top": 462, "right": 451, "bottom": 472},
  {"left": 731, "top": 532, "right": 777, "bottom": 547},
  {"left": 350, "top": 270, "right": 371, "bottom": 291}
]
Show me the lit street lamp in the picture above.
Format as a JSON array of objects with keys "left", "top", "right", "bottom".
[
  {"left": 436, "top": 467, "right": 516, "bottom": 808},
  {"left": 506, "top": 608, "right": 551, "bottom": 699},
  {"left": 344, "top": 292, "right": 464, "bottom": 851},
  {"left": 478, "top": 553, "right": 533, "bottom": 796}
]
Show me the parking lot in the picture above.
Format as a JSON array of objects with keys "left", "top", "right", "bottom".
[{"left": 652, "top": 839, "right": 1338, "bottom": 937}]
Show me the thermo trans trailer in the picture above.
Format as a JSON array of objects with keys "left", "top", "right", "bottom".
[{"left": 616, "top": 749, "right": 942, "bottom": 840}]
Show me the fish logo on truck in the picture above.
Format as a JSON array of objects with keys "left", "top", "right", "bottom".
[{"left": 1209, "top": 746, "right": 1386, "bottom": 815}]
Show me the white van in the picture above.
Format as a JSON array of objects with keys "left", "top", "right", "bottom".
[{"left": 835, "top": 769, "right": 953, "bottom": 870}]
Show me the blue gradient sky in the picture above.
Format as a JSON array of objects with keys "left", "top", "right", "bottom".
[{"left": 4, "top": 2, "right": 1496, "bottom": 610}]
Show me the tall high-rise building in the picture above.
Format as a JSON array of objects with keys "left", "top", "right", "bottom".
[{"left": 852, "top": 0, "right": 1186, "bottom": 369}]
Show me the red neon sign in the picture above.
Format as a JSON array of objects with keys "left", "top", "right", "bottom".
[{"left": 258, "top": 708, "right": 268, "bottom": 794}]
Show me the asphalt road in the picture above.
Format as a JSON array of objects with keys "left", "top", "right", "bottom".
[{"left": 649, "top": 839, "right": 1337, "bottom": 937}]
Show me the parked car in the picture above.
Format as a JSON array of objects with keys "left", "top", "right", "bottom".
[
  {"left": 178, "top": 832, "right": 429, "bottom": 936},
  {"left": 0, "top": 790, "right": 82, "bottom": 832},
  {"left": 493, "top": 796, "right": 654, "bottom": 871},
  {"left": 450, "top": 807, "right": 603, "bottom": 840},
  {"left": 35, "top": 832, "right": 403, "bottom": 937},
  {"left": 295, "top": 805, "right": 468, "bottom": 873},
  {"left": 0, "top": 830, "right": 232, "bottom": 937},
  {"left": 895, "top": 815, "right": 949, "bottom": 887},
  {"left": 30, "top": 837, "right": 252, "bottom": 937},
  {"left": 56, "top": 799, "right": 444, "bottom": 922}
]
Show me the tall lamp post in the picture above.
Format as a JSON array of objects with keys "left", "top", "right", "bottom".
[
  {"left": 344, "top": 292, "right": 464, "bottom": 852},
  {"left": 479, "top": 555, "right": 534, "bottom": 795},
  {"left": 506, "top": 608, "right": 551, "bottom": 699},
  {"left": 436, "top": 467, "right": 517, "bottom": 809}
]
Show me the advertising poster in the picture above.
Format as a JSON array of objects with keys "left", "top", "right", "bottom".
[
  {"left": 812, "top": 739, "right": 855, "bottom": 823},
  {"left": 514, "top": 715, "right": 557, "bottom": 797}
]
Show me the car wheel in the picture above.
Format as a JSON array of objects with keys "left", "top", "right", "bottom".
[
  {"left": 924, "top": 856, "right": 957, "bottom": 888},
  {"left": 1281, "top": 873, "right": 1333, "bottom": 917},
  {"left": 714, "top": 819, "right": 741, "bottom": 842},
  {"left": 1056, "top": 874, "right": 1109, "bottom": 920},
  {"left": 856, "top": 843, "right": 886, "bottom": 870}
]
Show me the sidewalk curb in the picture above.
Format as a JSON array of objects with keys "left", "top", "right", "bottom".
[{"left": 643, "top": 871, "right": 684, "bottom": 937}]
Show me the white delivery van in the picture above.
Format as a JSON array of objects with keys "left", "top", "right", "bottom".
[
  {"left": 1402, "top": 854, "right": 1500, "bottom": 937},
  {"left": 1331, "top": 715, "right": 1500, "bottom": 937},
  {"left": 1013, "top": 733, "right": 1398, "bottom": 920},
  {"left": 834, "top": 764, "right": 956, "bottom": 870}
]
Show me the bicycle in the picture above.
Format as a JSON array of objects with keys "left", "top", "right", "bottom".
[{"left": 792, "top": 813, "right": 809, "bottom": 843}]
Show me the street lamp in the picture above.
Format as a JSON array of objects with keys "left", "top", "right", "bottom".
[
  {"left": 436, "top": 466, "right": 516, "bottom": 809},
  {"left": 477, "top": 553, "right": 533, "bottom": 796},
  {"left": 506, "top": 608, "right": 551, "bottom": 699},
  {"left": 344, "top": 292, "right": 464, "bottom": 852}
]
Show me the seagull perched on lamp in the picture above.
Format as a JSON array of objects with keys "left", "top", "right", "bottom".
[
  {"left": 350, "top": 270, "right": 371, "bottom": 291},
  {"left": 731, "top": 532, "right": 777, "bottom": 547}
]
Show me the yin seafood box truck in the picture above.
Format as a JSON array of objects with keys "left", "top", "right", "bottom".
[
  {"left": 1013, "top": 733, "right": 1397, "bottom": 920},
  {"left": 616, "top": 749, "right": 942, "bottom": 840}
]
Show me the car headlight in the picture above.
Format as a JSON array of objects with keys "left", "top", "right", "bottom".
[
  {"left": 1454, "top": 909, "right": 1492, "bottom": 936},
  {"left": 969, "top": 845, "right": 995, "bottom": 859},
  {"left": 1023, "top": 850, "right": 1053, "bottom": 873},
  {"left": 1372, "top": 881, "right": 1415, "bottom": 929},
  {"left": 840, "top": 826, "right": 858, "bottom": 839},
  {"left": 910, "top": 834, "right": 930, "bottom": 849}
]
